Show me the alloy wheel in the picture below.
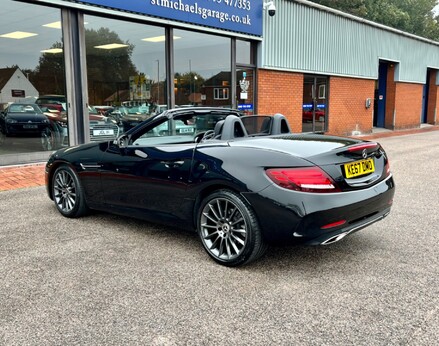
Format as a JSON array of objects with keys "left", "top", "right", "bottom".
[
  {"left": 200, "top": 197, "right": 248, "bottom": 261},
  {"left": 53, "top": 169, "right": 77, "bottom": 213}
]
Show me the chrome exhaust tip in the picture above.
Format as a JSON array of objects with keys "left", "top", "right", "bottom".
[{"left": 321, "top": 232, "right": 348, "bottom": 245}]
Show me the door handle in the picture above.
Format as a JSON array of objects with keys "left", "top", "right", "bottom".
[
  {"left": 163, "top": 160, "right": 184, "bottom": 168},
  {"left": 134, "top": 149, "right": 148, "bottom": 158}
]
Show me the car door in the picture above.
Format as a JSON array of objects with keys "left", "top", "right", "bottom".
[{"left": 100, "top": 130, "right": 196, "bottom": 224}]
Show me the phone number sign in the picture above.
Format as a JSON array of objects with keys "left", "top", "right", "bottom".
[{"left": 71, "top": 0, "right": 263, "bottom": 36}]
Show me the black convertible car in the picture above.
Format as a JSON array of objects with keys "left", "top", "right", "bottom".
[
  {"left": 0, "top": 103, "right": 50, "bottom": 139},
  {"left": 46, "top": 107, "right": 395, "bottom": 266}
]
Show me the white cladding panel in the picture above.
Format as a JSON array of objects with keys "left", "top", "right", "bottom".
[{"left": 261, "top": 0, "right": 439, "bottom": 83}]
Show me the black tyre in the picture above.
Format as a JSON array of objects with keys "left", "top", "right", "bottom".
[
  {"left": 197, "top": 190, "right": 267, "bottom": 267},
  {"left": 52, "top": 165, "right": 89, "bottom": 218}
]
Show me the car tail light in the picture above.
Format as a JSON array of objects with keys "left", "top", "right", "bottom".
[
  {"left": 347, "top": 142, "right": 379, "bottom": 152},
  {"left": 266, "top": 167, "right": 341, "bottom": 193}
]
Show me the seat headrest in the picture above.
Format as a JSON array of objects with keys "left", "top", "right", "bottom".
[
  {"left": 213, "top": 120, "right": 225, "bottom": 139},
  {"left": 220, "top": 115, "right": 248, "bottom": 140}
]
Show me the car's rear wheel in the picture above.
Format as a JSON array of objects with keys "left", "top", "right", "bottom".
[
  {"left": 197, "top": 190, "right": 267, "bottom": 267},
  {"left": 52, "top": 165, "right": 89, "bottom": 218}
]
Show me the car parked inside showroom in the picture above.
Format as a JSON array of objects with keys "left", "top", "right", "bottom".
[
  {"left": 0, "top": 103, "right": 50, "bottom": 145},
  {"left": 45, "top": 107, "right": 395, "bottom": 266},
  {"left": 109, "top": 104, "right": 169, "bottom": 132},
  {"left": 35, "top": 94, "right": 66, "bottom": 114},
  {"left": 36, "top": 95, "right": 123, "bottom": 151}
]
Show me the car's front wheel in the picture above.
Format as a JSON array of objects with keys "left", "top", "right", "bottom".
[
  {"left": 197, "top": 190, "right": 267, "bottom": 266},
  {"left": 52, "top": 165, "right": 89, "bottom": 218}
]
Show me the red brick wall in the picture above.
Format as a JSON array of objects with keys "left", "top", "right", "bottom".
[
  {"left": 437, "top": 86, "right": 439, "bottom": 124},
  {"left": 384, "top": 64, "right": 424, "bottom": 130},
  {"left": 427, "top": 69, "right": 438, "bottom": 125},
  {"left": 393, "top": 82, "right": 423, "bottom": 129},
  {"left": 257, "top": 69, "right": 303, "bottom": 132},
  {"left": 257, "top": 68, "right": 431, "bottom": 135},
  {"left": 327, "top": 77, "right": 375, "bottom": 135}
]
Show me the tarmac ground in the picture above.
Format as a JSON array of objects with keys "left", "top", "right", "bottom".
[{"left": 0, "top": 128, "right": 438, "bottom": 345}]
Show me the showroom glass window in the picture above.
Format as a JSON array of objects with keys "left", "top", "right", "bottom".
[
  {"left": 236, "top": 39, "right": 255, "bottom": 115},
  {"left": 0, "top": 1, "right": 67, "bottom": 158},
  {"left": 236, "top": 39, "right": 252, "bottom": 65},
  {"left": 173, "top": 30, "right": 231, "bottom": 108},
  {"left": 84, "top": 15, "right": 166, "bottom": 137}
]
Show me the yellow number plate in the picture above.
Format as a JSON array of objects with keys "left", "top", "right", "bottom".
[{"left": 344, "top": 158, "right": 375, "bottom": 178}]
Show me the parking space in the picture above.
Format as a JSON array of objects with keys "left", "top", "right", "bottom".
[{"left": 1, "top": 131, "right": 439, "bottom": 345}]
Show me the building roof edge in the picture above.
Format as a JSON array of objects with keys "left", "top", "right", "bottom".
[{"left": 290, "top": 0, "right": 439, "bottom": 47}]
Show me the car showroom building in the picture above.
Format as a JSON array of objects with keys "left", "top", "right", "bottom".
[{"left": 0, "top": 0, "right": 438, "bottom": 165}]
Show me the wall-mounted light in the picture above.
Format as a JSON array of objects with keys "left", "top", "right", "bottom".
[{"left": 365, "top": 98, "right": 371, "bottom": 109}]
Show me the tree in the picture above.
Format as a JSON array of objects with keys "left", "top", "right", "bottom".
[
  {"left": 85, "top": 27, "right": 138, "bottom": 104},
  {"left": 30, "top": 41, "right": 65, "bottom": 95},
  {"left": 309, "top": 0, "right": 439, "bottom": 41},
  {"left": 174, "top": 72, "right": 205, "bottom": 105},
  {"left": 30, "top": 27, "right": 138, "bottom": 104}
]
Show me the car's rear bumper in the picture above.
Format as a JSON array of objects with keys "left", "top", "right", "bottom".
[
  {"left": 242, "top": 175, "right": 395, "bottom": 244},
  {"left": 303, "top": 206, "right": 391, "bottom": 245}
]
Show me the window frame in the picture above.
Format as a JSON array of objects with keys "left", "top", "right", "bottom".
[{"left": 214, "top": 87, "right": 230, "bottom": 100}]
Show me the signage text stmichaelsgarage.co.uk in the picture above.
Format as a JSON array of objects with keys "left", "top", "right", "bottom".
[{"left": 67, "top": 0, "right": 263, "bottom": 36}]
